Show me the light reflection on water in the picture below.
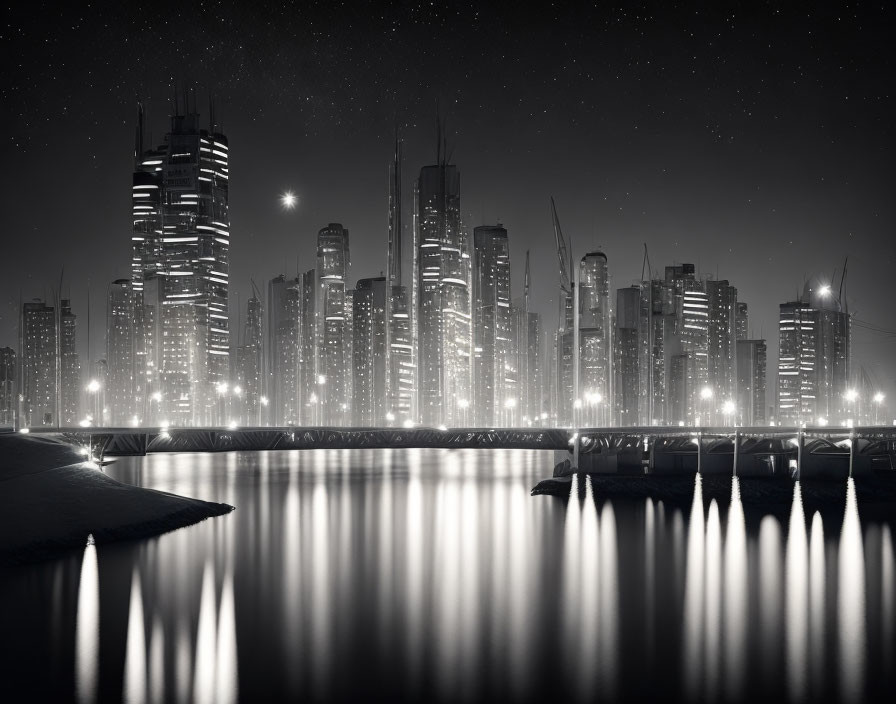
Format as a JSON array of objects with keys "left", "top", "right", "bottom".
[{"left": 0, "top": 449, "right": 894, "bottom": 703}]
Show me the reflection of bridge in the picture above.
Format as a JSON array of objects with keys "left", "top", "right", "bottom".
[{"left": 16, "top": 425, "right": 896, "bottom": 478}]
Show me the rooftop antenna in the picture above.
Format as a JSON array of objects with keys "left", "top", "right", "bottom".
[
  {"left": 135, "top": 102, "right": 145, "bottom": 160},
  {"left": 524, "top": 250, "right": 531, "bottom": 312},
  {"left": 838, "top": 256, "right": 848, "bottom": 312},
  {"left": 640, "top": 242, "right": 652, "bottom": 282}
]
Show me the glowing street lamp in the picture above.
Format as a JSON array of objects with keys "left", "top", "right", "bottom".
[
  {"left": 873, "top": 391, "right": 885, "bottom": 424},
  {"left": 458, "top": 398, "right": 470, "bottom": 426},
  {"left": 721, "top": 400, "right": 736, "bottom": 425},
  {"left": 818, "top": 284, "right": 832, "bottom": 298},
  {"left": 87, "top": 380, "right": 101, "bottom": 426},
  {"left": 504, "top": 397, "right": 517, "bottom": 427}
]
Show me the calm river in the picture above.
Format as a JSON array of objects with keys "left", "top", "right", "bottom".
[{"left": 1, "top": 448, "right": 894, "bottom": 702}]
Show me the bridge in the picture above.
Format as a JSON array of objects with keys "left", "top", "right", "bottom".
[{"left": 12, "top": 425, "right": 896, "bottom": 479}]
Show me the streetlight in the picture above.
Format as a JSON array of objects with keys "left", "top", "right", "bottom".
[
  {"left": 699, "top": 386, "right": 713, "bottom": 426},
  {"left": 260, "top": 395, "right": 269, "bottom": 426},
  {"left": 458, "top": 398, "right": 469, "bottom": 427},
  {"left": 504, "top": 397, "right": 517, "bottom": 427},
  {"left": 873, "top": 392, "right": 885, "bottom": 425},
  {"left": 385, "top": 411, "right": 395, "bottom": 427},
  {"left": 585, "top": 390, "right": 602, "bottom": 426},
  {"left": 721, "top": 400, "right": 736, "bottom": 425},
  {"left": 87, "top": 380, "right": 101, "bottom": 427}
]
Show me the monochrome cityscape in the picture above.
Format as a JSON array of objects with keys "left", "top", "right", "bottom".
[{"left": 1, "top": 102, "right": 885, "bottom": 433}]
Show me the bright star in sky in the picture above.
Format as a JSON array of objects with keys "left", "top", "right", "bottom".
[{"left": 281, "top": 190, "right": 297, "bottom": 210}]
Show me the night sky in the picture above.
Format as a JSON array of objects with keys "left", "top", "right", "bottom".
[{"left": 2, "top": 2, "right": 894, "bottom": 405}]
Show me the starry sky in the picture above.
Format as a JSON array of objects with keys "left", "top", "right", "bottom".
[{"left": 2, "top": 1, "right": 894, "bottom": 408}]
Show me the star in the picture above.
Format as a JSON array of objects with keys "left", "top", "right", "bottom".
[{"left": 281, "top": 190, "right": 297, "bottom": 210}]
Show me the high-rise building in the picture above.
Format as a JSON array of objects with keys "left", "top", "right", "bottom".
[
  {"left": 131, "top": 102, "right": 230, "bottom": 426},
  {"left": 352, "top": 277, "right": 389, "bottom": 425},
  {"left": 107, "top": 279, "right": 137, "bottom": 425},
  {"left": 20, "top": 299, "right": 56, "bottom": 426},
  {"left": 234, "top": 293, "right": 262, "bottom": 425},
  {"left": 614, "top": 285, "right": 650, "bottom": 426},
  {"left": 59, "top": 299, "right": 80, "bottom": 425},
  {"left": 415, "top": 160, "right": 471, "bottom": 426},
  {"left": 316, "top": 224, "right": 350, "bottom": 425},
  {"left": 267, "top": 275, "right": 303, "bottom": 425},
  {"left": 578, "top": 252, "right": 611, "bottom": 426},
  {"left": 0, "top": 347, "right": 16, "bottom": 427},
  {"left": 777, "top": 280, "right": 850, "bottom": 425},
  {"left": 386, "top": 135, "right": 416, "bottom": 425},
  {"left": 472, "top": 225, "right": 512, "bottom": 426},
  {"left": 513, "top": 252, "right": 543, "bottom": 426},
  {"left": 735, "top": 301, "right": 749, "bottom": 340},
  {"left": 736, "top": 339, "right": 767, "bottom": 425},
  {"left": 706, "top": 280, "right": 737, "bottom": 406}
]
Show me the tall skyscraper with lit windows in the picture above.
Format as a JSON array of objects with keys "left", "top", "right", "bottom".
[
  {"left": 415, "top": 159, "right": 472, "bottom": 426},
  {"left": 131, "top": 101, "right": 230, "bottom": 426},
  {"left": 472, "top": 224, "right": 512, "bottom": 426},
  {"left": 316, "top": 223, "right": 350, "bottom": 425},
  {"left": 107, "top": 279, "right": 137, "bottom": 425}
]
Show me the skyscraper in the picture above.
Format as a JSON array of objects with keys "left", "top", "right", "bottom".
[
  {"left": 59, "top": 299, "right": 80, "bottom": 425},
  {"left": 20, "top": 299, "right": 56, "bottom": 426},
  {"left": 472, "top": 225, "right": 512, "bottom": 426},
  {"left": 614, "top": 285, "right": 650, "bottom": 426},
  {"left": 352, "top": 277, "right": 389, "bottom": 425},
  {"left": 706, "top": 279, "right": 737, "bottom": 406},
  {"left": 578, "top": 252, "right": 611, "bottom": 425},
  {"left": 107, "top": 279, "right": 137, "bottom": 425},
  {"left": 513, "top": 252, "right": 543, "bottom": 426},
  {"left": 234, "top": 292, "right": 262, "bottom": 425},
  {"left": 267, "top": 274, "right": 303, "bottom": 425},
  {"left": 415, "top": 159, "right": 471, "bottom": 426},
  {"left": 777, "top": 280, "right": 850, "bottom": 425},
  {"left": 0, "top": 347, "right": 16, "bottom": 427},
  {"left": 735, "top": 301, "right": 749, "bottom": 340},
  {"left": 736, "top": 339, "right": 767, "bottom": 425},
  {"left": 317, "top": 223, "right": 350, "bottom": 425},
  {"left": 131, "top": 101, "right": 231, "bottom": 426}
]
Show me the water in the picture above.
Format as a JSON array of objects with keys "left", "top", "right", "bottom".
[{"left": 1, "top": 448, "right": 894, "bottom": 703}]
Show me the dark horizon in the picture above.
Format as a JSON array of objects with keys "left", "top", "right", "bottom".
[{"left": 1, "top": 2, "right": 893, "bottom": 403}]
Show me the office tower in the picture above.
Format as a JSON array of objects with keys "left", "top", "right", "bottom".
[
  {"left": 386, "top": 135, "right": 416, "bottom": 425},
  {"left": 614, "top": 285, "right": 650, "bottom": 426},
  {"left": 59, "top": 299, "right": 80, "bottom": 425},
  {"left": 472, "top": 225, "right": 512, "bottom": 426},
  {"left": 578, "top": 252, "right": 611, "bottom": 425},
  {"left": 106, "top": 280, "right": 137, "bottom": 425},
  {"left": 315, "top": 223, "right": 350, "bottom": 425},
  {"left": 513, "top": 252, "right": 543, "bottom": 426},
  {"left": 0, "top": 347, "right": 15, "bottom": 427},
  {"left": 267, "top": 275, "right": 303, "bottom": 425},
  {"left": 735, "top": 301, "right": 749, "bottom": 340},
  {"left": 131, "top": 101, "right": 230, "bottom": 426},
  {"left": 300, "top": 269, "right": 317, "bottom": 422},
  {"left": 777, "top": 280, "right": 850, "bottom": 425},
  {"left": 736, "top": 339, "right": 767, "bottom": 425},
  {"left": 415, "top": 158, "right": 471, "bottom": 426},
  {"left": 234, "top": 293, "right": 262, "bottom": 425},
  {"left": 352, "top": 277, "right": 388, "bottom": 425},
  {"left": 706, "top": 280, "right": 737, "bottom": 406},
  {"left": 549, "top": 198, "right": 576, "bottom": 426},
  {"left": 20, "top": 299, "right": 57, "bottom": 426}
]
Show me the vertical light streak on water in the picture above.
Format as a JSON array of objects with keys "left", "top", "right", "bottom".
[
  {"left": 562, "top": 473, "right": 582, "bottom": 676},
  {"left": 881, "top": 525, "right": 894, "bottom": 683},
  {"left": 644, "top": 498, "right": 656, "bottom": 671},
  {"left": 75, "top": 538, "right": 99, "bottom": 704},
  {"left": 310, "top": 479, "right": 331, "bottom": 699},
  {"left": 433, "top": 471, "right": 460, "bottom": 699},
  {"left": 507, "top": 475, "right": 532, "bottom": 700},
  {"left": 723, "top": 477, "right": 748, "bottom": 702},
  {"left": 682, "top": 474, "right": 705, "bottom": 702},
  {"left": 808, "top": 511, "right": 826, "bottom": 699},
  {"left": 377, "top": 449, "right": 395, "bottom": 655},
  {"left": 786, "top": 482, "right": 809, "bottom": 703},
  {"left": 404, "top": 462, "right": 424, "bottom": 694},
  {"left": 460, "top": 473, "right": 481, "bottom": 700},
  {"left": 599, "top": 495, "right": 619, "bottom": 701},
  {"left": 490, "top": 477, "right": 509, "bottom": 680},
  {"left": 192, "top": 561, "right": 217, "bottom": 704},
  {"left": 837, "top": 478, "right": 866, "bottom": 704},
  {"left": 758, "top": 515, "right": 783, "bottom": 691},
  {"left": 703, "top": 500, "right": 722, "bottom": 703},
  {"left": 281, "top": 456, "right": 302, "bottom": 694},
  {"left": 215, "top": 568, "right": 238, "bottom": 704},
  {"left": 577, "top": 475, "right": 600, "bottom": 702},
  {"left": 337, "top": 459, "right": 354, "bottom": 653},
  {"left": 175, "top": 623, "right": 192, "bottom": 704},
  {"left": 149, "top": 616, "right": 164, "bottom": 704},
  {"left": 124, "top": 569, "right": 147, "bottom": 704}
]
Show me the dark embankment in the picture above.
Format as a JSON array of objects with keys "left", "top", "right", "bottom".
[{"left": 0, "top": 433, "right": 233, "bottom": 566}]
